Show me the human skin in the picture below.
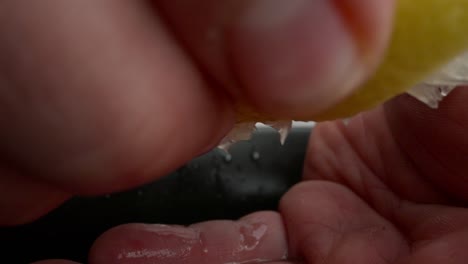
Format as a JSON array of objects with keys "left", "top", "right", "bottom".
[
  {"left": 0, "top": 0, "right": 392, "bottom": 226},
  {"left": 8, "top": 1, "right": 468, "bottom": 264}
]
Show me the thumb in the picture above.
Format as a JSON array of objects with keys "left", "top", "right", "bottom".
[{"left": 158, "top": 0, "right": 395, "bottom": 118}]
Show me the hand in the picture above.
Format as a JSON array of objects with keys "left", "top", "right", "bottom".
[{"left": 80, "top": 88, "right": 468, "bottom": 264}]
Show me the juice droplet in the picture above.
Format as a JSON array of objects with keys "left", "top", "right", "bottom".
[{"left": 218, "top": 122, "right": 257, "bottom": 151}]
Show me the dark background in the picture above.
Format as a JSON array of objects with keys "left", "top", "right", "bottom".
[{"left": 0, "top": 126, "right": 312, "bottom": 263}]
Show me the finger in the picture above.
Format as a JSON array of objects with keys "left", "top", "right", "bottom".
[
  {"left": 89, "top": 212, "right": 289, "bottom": 264},
  {"left": 157, "top": 0, "right": 394, "bottom": 118},
  {"left": 0, "top": 167, "right": 69, "bottom": 226},
  {"left": 279, "top": 181, "right": 408, "bottom": 263},
  {"left": 385, "top": 88, "right": 468, "bottom": 201},
  {"left": 0, "top": 0, "right": 233, "bottom": 195}
]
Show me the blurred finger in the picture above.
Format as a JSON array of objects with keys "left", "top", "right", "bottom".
[{"left": 0, "top": 0, "right": 233, "bottom": 195}]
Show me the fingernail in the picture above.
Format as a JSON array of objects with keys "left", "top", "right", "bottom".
[{"left": 231, "top": 0, "right": 365, "bottom": 118}]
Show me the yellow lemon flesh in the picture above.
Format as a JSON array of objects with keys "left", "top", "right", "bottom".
[{"left": 235, "top": 0, "right": 468, "bottom": 123}]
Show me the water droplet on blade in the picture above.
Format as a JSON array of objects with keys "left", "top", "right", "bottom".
[
  {"left": 251, "top": 151, "right": 260, "bottom": 161},
  {"left": 224, "top": 153, "right": 233, "bottom": 163}
]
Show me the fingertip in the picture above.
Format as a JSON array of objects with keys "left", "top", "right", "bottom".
[
  {"left": 90, "top": 212, "right": 288, "bottom": 264},
  {"left": 227, "top": 0, "right": 394, "bottom": 118}
]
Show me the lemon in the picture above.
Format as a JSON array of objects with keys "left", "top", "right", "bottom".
[{"left": 235, "top": 0, "right": 468, "bottom": 123}]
